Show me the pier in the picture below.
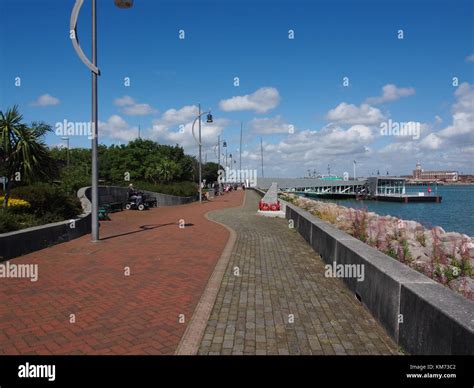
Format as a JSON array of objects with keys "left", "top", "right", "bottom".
[{"left": 257, "top": 177, "right": 442, "bottom": 203}]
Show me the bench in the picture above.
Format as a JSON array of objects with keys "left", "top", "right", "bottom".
[
  {"left": 98, "top": 207, "right": 110, "bottom": 220},
  {"left": 99, "top": 195, "right": 125, "bottom": 214}
]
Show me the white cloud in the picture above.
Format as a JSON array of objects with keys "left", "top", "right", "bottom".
[
  {"left": 365, "top": 84, "right": 415, "bottom": 104},
  {"left": 258, "top": 124, "right": 373, "bottom": 161},
  {"left": 373, "top": 84, "right": 474, "bottom": 175},
  {"left": 114, "top": 96, "right": 135, "bottom": 107},
  {"left": 152, "top": 105, "right": 199, "bottom": 131},
  {"left": 465, "top": 53, "right": 474, "bottom": 63},
  {"left": 114, "top": 95, "right": 157, "bottom": 116},
  {"left": 99, "top": 115, "right": 138, "bottom": 142},
  {"left": 326, "top": 102, "right": 385, "bottom": 125},
  {"left": 148, "top": 105, "right": 229, "bottom": 151},
  {"left": 437, "top": 82, "right": 474, "bottom": 143},
  {"left": 219, "top": 87, "right": 280, "bottom": 113},
  {"left": 122, "top": 104, "right": 157, "bottom": 116},
  {"left": 150, "top": 118, "right": 229, "bottom": 150},
  {"left": 249, "top": 115, "right": 293, "bottom": 135},
  {"left": 31, "top": 94, "right": 60, "bottom": 107},
  {"left": 420, "top": 133, "right": 443, "bottom": 150}
]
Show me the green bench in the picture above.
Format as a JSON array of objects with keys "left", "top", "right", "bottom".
[{"left": 98, "top": 195, "right": 125, "bottom": 220}]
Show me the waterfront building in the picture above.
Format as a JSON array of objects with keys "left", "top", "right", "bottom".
[{"left": 412, "top": 162, "right": 458, "bottom": 182}]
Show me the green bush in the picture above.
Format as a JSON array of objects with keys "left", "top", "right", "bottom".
[
  {"left": 125, "top": 181, "right": 197, "bottom": 197},
  {"left": 11, "top": 183, "right": 82, "bottom": 220},
  {"left": 0, "top": 211, "right": 39, "bottom": 233},
  {"left": 58, "top": 166, "right": 90, "bottom": 195}
]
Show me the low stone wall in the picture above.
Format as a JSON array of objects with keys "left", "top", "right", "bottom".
[
  {"left": 252, "top": 188, "right": 474, "bottom": 355},
  {"left": 0, "top": 213, "right": 91, "bottom": 262},
  {"left": 79, "top": 186, "right": 195, "bottom": 212}
]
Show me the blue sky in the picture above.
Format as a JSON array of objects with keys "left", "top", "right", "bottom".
[{"left": 1, "top": 0, "right": 473, "bottom": 177}]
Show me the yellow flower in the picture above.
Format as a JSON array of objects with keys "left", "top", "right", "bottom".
[{"left": 0, "top": 196, "right": 31, "bottom": 208}]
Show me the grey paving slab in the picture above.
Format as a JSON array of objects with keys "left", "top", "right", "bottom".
[{"left": 198, "top": 190, "right": 399, "bottom": 355}]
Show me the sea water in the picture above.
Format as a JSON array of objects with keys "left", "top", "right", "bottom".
[{"left": 305, "top": 185, "right": 474, "bottom": 237}]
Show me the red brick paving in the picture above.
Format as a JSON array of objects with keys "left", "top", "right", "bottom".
[{"left": 0, "top": 191, "right": 244, "bottom": 355}]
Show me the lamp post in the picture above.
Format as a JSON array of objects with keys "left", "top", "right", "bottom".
[
  {"left": 353, "top": 160, "right": 357, "bottom": 181},
  {"left": 216, "top": 137, "right": 227, "bottom": 179},
  {"left": 216, "top": 137, "right": 227, "bottom": 171},
  {"left": 70, "top": 0, "right": 133, "bottom": 242},
  {"left": 191, "top": 104, "right": 213, "bottom": 203},
  {"left": 239, "top": 121, "right": 243, "bottom": 173},
  {"left": 214, "top": 138, "right": 226, "bottom": 189},
  {"left": 61, "top": 137, "right": 70, "bottom": 168},
  {"left": 222, "top": 140, "right": 227, "bottom": 173}
]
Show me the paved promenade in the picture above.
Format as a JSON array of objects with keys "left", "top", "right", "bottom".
[
  {"left": 0, "top": 189, "right": 398, "bottom": 355},
  {"left": 197, "top": 190, "right": 399, "bottom": 355},
  {"left": 0, "top": 191, "right": 243, "bottom": 355}
]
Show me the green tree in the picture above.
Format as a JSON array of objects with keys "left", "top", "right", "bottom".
[
  {"left": 145, "top": 159, "right": 179, "bottom": 183},
  {"left": 202, "top": 162, "right": 220, "bottom": 184},
  {"left": 0, "top": 106, "right": 54, "bottom": 209}
]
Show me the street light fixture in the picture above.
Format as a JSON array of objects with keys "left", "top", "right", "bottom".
[
  {"left": 214, "top": 137, "right": 227, "bottom": 189},
  {"left": 70, "top": 0, "right": 133, "bottom": 242},
  {"left": 191, "top": 104, "right": 213, "bottom": 203}
]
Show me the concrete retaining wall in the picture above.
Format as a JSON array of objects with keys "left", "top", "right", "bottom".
[
  {"left": 80, "top": 186, "right": 195, "bottom": 212},
  {"left": 0, "top": 213, "right": 91, "bottom": 262},
  {"left": 252, "top": 188, "right": 474, "bottom": 355}
]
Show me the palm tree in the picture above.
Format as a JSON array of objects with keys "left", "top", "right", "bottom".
[
  {"left": 157, "top": 159, "right": 179, "bottom": 183},
  {"left": 144, "top": 159, "right": 179, "bottom": 184},
  {"left": 0, "top": 105, "right": 54, "bottom": 209}
]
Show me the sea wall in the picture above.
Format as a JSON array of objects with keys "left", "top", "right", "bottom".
[
  {"left": 284, "top": 194, "right": 474, "bottom": 301},
  {"left": 253, "top": 188, "right": 474, "bottom": 355}
]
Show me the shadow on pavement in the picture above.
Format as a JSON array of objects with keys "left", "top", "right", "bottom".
[{"left": 100, "top": 222, "right": 179, "bottom": 241}]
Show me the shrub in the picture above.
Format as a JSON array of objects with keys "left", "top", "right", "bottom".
[
  {"left": 124, "top": 181, "right": 197, "bottom": 197},
  {"left": 0, "top": 211, "right": 39, "bottom": 233},
  {"left": 415, "top": 226, "right": 426, "bottom": 247},
  {"left": 350, "top": 208, "right": 368, "bottom": 242},
  {"left": 312, "top": 209, "right": 337, "bottom": 224},
  {"left": 400, "top": 239, "right": 412, "bottom": 263},
  {"left": 58, "top": 167, "right": 90, "bottom": 195},
  {"left": 11, "top": 183, "right": 82, "bottom": 220}
]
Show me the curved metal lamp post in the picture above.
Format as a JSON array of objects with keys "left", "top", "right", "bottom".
[
  {"left": 213, "top": 139, "right": 227, "bottom": 190},
  {"left": 214, "top": 137, "right": 226, "bottom": 176},
  {"left": 191, "top": 104, "right": 213, "bottom": 203},
  {"left": 70, "top": 0, "right": 133, "bottom": 242}
]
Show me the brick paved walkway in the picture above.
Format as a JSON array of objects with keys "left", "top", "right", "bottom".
[
  {"left": 198, "top": 190, "right": 399, "bottom": 355},
  {"left": 0, "top": 191, "right": 243, "bottom": 355}
]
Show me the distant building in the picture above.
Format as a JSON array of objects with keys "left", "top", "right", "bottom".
[
  {"left": 459, "top": 174, "right": 474, "bottom": 183},
  {"left": 412, "top": 162, "right": 458, "bottom": 182},
  {"left": 366, "top": 177, "right": 406, "bottom": 196}
]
